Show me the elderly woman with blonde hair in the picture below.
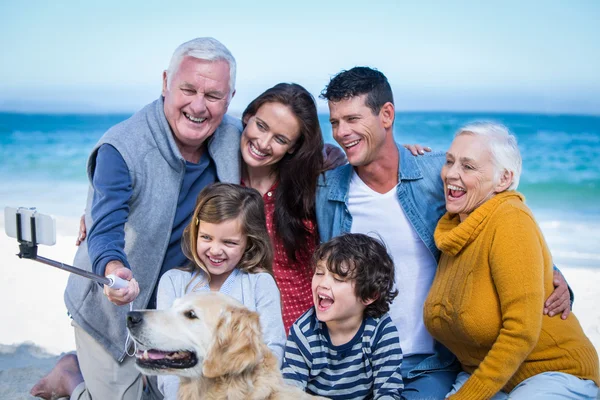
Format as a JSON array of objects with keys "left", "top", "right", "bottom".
[{"left": 424, "top": 122, "right": 599, "bottom": 399}]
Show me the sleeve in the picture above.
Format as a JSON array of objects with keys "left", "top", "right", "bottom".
[
  {"left": 156, "top": 271, "right": 185, "bottom": 399},
  {"left": 254, "top": 273, "right": 287, "bottom": 364},
  {"left": 452, "top": 209, "right": 545, "bottom": 400},
  {"left": 156, "top": 270, "right": 183, "bottom": 310},
  {"left": 157, "top": 376, "right": 179, "bottom": 400},
  {"left": 315, "top": 171, "right": 336, "bottom": 244},
  {"left": 281, "top": 321, "right": 312, "bottom": 390},
  {"left": 87, "top": 144, "right": 133, "bottom": 276},
  {"left": 371, "top": 316, "right": 404, "bottom": 400}
]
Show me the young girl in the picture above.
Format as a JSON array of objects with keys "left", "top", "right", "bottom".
[{"left": 156, "top": 182, "right": 286, "bottom": 400}]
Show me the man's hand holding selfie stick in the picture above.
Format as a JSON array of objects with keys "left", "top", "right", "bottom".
[
  {"left": 103, "top": 260, "right": 140, "bottom": 306},
  {"left": 5, "top": 207, "right": 136, "bottom": 305}
]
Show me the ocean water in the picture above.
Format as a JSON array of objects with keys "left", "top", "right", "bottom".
[{"left": 1, "top": 111, "right": 599, "bottom": 268}]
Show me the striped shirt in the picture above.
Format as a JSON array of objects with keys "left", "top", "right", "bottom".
[{"left": 282, "top": 308, "right": 403, "bottom": 399}]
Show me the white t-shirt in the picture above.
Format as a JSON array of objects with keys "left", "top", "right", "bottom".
[{"left": 348, "top": 171, "right": 436, "bottom": 356}]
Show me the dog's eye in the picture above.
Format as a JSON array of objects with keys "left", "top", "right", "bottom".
[{"left": 184, "top": 310, "right": 197, "bottom": 319}]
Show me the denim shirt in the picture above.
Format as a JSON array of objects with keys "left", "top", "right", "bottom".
[{"left": 315, "top": 143, "right": 458, "bottom": 378}]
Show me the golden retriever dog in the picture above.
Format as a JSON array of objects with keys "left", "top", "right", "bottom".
[{"left": 126, "top": 292, "right": 327, "bottom": 400}]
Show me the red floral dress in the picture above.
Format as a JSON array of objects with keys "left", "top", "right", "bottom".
[{"left": 260, "top": 183, "right": 317, "bottom": 333}]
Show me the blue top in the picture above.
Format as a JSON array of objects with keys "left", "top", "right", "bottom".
[
  {"left": 282, "top": 308, "right": 404, "bottom": 400},
  {"left": 88, "top": 144, "right": 216, "bottom": 307}
]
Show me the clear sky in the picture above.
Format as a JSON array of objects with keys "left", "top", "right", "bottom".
[{"left": 1, "top": 0, "right": 599, "bottom": 115}]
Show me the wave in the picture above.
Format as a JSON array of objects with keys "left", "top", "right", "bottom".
[
  {"left": 537, "top": 213, "right": 600, "bottom": 268},
  {"left": 0, "top": 342, "right": 60, "bottom": 371},
  {"left": 0, "top": 343, "right": 64, "bottom": 400}
]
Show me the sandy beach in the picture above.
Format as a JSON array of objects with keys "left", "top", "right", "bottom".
[
  {"left": 0, "top": 214, "right": 599, "bottom": 399},
  {"left": 0, "top": 214, "right": 79, "bottom": 399}
]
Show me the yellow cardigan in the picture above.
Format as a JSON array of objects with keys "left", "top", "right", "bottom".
[{"left": 424, "top": 191, "right": 599, "bottom": 400}]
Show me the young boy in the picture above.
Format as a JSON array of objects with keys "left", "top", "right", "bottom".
[{"left": 282, "top": 233, "right": 403, "bottom": 399}]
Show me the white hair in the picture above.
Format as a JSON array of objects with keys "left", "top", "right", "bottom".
[
  {"left": 456, "top": 122, "right": 522, "bottom": 190},
  {"left": 166, "top": 37, "right": 236, "bottom": 98}
]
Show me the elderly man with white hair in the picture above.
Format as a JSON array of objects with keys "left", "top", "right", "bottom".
[
  {"left": 424, "top": 122, "right": 599, "bottom": 399},
  {"left": 32, "top": 37, "right": 242, "bottom": 400}
]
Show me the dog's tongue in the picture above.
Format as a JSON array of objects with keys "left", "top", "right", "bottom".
[
  {"left": 148, "top": 350, "right": 170, "bottom": 360},
  {"left": 148, "top": 350, "right": 168, "bottom": 360}
]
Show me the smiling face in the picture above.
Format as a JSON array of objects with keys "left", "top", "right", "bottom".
[
  {"left": 196, "top": 218, "right": 247, "bottom": 290},
  {"left": 162, "top": 56, "right": 232, "bottom": 156},
  {"left": 328, "top": 94, "right": 393, "bottom": 167},
  {"left": 311, "top": 260, "right": 368, "bottom": 331},
  {"left": 442, "top": 133, "right": 504, "bottom": 220},
  {"left": 240, "top": 102, "right": 301, "bottom": 172}
]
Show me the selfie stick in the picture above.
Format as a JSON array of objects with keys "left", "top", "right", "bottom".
[{"left": 15, "top": 211, "right": 128, "bottom": 289}]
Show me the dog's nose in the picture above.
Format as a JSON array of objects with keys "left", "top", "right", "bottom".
[{"left": 127, "top": 311, "right": 144, "bottom": 329}]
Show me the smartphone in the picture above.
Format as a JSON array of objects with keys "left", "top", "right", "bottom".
[{"left": 4, "top": 207, "right": 56, "bottom": 246}]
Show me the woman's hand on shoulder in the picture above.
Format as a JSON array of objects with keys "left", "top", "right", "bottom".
[
  {"left": 403, "top": 144, "right": 432, "bottom": 156},
  {"left": 322, "top": 143, "right": 347, "bottom": 171}
]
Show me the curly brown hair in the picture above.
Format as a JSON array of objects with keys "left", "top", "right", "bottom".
[{"left": 312, "top": 233, "right": 398, "bottom": 318}]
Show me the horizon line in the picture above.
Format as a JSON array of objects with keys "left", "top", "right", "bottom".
[{"left": 1, "top": 108, "right": 599, "bottom": 119}]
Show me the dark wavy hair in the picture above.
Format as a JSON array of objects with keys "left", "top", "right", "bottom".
[
  {"left": 242, "top": 83, "right": 324, "bottom": 261},
  {"left": 181, "top": 183, "right": 273, "bottom": 287},
  {"left": 320, "top": 66, "right": 394, "bottom": 115},
  {"left": 312, "top": 233, "right": 398, "bottom": 318}
]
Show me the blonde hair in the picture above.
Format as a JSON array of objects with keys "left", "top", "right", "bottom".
[{"left": 181, "top": 183, "right": 273, "bottom": 289}]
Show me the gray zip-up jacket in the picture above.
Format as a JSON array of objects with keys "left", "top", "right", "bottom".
[{"left": 64, "top": 96, "right": 241, "bottom": 361}]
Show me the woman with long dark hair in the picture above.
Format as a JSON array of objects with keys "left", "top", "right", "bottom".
[{"left": 239, "top": 83, "right": 324, "bottom": 332}]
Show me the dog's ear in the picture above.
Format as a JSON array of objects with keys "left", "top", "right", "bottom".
[{"left": 202, "top": 306, "right": 264, "bottom": 378}]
